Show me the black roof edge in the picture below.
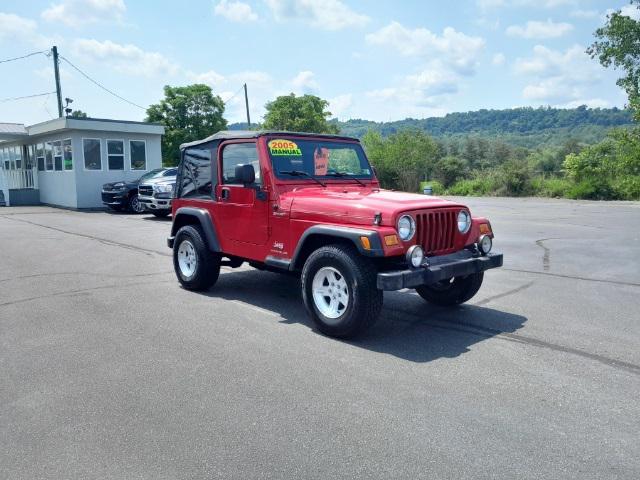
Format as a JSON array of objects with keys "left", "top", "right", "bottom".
[{"left": 179, "top": 130, "right": 357, "bottom": 150}]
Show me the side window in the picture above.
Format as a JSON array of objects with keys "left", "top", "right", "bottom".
[
  {"left": 45, "top": 142, "right": 54, "bottom": 171},
  {"left": 53, "top": 141, "right": 63, "bottom": 171},
  {"left": 221, "top": 143, "right": 260, "bottom": 185},
  {"left": 37, "top": 143, "right": 45, "bottom": 171},
  {"left": 107, "top": 140, "right": 124, "bottom": 170},
  {"left": 180, "top": 148, "right": 212, "bottom": 199},
  {"left": 83, "top": 139, "right": 101, "bottom": 170}
]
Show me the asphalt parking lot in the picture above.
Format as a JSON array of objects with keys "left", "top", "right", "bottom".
[{"left": 1, "top": 197, "right": 639, "bottom": 479}]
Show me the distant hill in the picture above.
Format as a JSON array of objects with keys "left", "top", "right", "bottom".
[
  {"left": 331, "top": 106, "right": 633, "bottom": 148},
  {"left": 230, "top": 106, "right": 634, "bottom": 149}
]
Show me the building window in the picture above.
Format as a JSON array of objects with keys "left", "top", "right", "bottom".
[
  {"left": 14, "top": 146, "right": 22, "bottom": 170},
  {"left": 45, "top": 142, "right": 54, "bottom": 171},
  {"left": 26, "top": 145, "right": 35, "bottom": 169},
  {"left": 130, "top": 140, "right": 146, "bottom": 170},
  {"left": 37, "top": 143, "right": 45, "bottom": 171},
  {"left": 83, "top": 139, "right": 102, "bottom": 170},
  {"left": 107, "top": 140, "right": 124, "bottom": 170},
  {"left": 63, "top": 139, "right": 73, "bottom": 170},
  {"left": 53, "top": 140, "right": 63, "bottom": 171},
  {"left": 1, "top": 148, "right": 8, "bottom": 170}
]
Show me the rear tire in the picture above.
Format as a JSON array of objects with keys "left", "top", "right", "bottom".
[
  {"left": 415, "top": 273, "right": 484, "bottom": 306},
  {"left": 173, "top": 225, "right": 220, "bottom": 291},
  {"left": 301, "top": 244, "right": 383, "bottom": 338}
]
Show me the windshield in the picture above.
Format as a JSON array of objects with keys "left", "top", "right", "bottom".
[
  {"left": 268, "top": 138, "right": 373, "bottom": 180},
  {"left": 138, "top": 169, "right": 165, "bottom": 182}
]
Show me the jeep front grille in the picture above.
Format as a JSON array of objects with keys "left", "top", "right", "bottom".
[
  {"left": 138, "top": 185, "right": 153, "bottom": 196},
  {"left": 415, "top": 209, "right": 458, "bottom": 256}
]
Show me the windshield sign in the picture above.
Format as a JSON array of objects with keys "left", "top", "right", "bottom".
[{"left": 268, "top": 138, "right": 372, "bottom": 180}]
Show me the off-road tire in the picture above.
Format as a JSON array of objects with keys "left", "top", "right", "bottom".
[
  {"left": 301, "top": 243, "right": 383, "bottom": 338},
  {"left": 128, "top": 193, "right": 144, "bottom": 213},
  {"left": 173, "top": 225, "right": 220, "bottom": 291},
  {"left": 415, "top": 272, "right": 484, "bottom": 306},
  {"left": 152, "top": 210, "right": 170, "bottom": 218}
]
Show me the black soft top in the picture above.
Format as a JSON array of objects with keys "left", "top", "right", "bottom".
[{"left": 179, "top": 130, "right": 359, "bottom": 150}]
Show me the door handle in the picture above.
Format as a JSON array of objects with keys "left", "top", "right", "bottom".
[{"left": 221, "top": 187, "right": 230, "bottom": 201}]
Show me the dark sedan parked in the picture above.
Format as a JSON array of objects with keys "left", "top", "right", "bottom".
[{"left": 102, "top": 168, "right": 177, "bottom": 213}]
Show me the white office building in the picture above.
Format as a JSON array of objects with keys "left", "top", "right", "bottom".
[{"left": 0, "top": 117, "right": 164, "bottom": 208}]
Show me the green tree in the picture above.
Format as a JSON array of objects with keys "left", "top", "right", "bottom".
[
  {"left": 362, "top": 129, "right": 439, "bottom": 192},
  {"left": 146, "top": 84, "right": 227, "bottom": 166},
  {"left": 588, "top": 2, "right": 640, "bottom": 119},
  {"left": 263, "top": 94, "right": 339, "bottom": 134},
  {"left": 70, "top": 110, "right": 88, "bottom": 118},
  {"left": 434, "top": 156, "right": 467, "bottom": 188}
]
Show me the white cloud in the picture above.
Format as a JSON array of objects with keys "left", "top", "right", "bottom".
[
  {"left": 570, "top": 9, "right": 599, "bottom": 19},
  {"left": 478, "top": 0, "right": 575, "bottom": 8},
  {"left": 506, "top": 19, "right": 573, "bottom": 39},
  {"left": 41, "top": 0, "right": 126, "bottom": 27},
  {"left": 213, "top": 0, "right": 258, "bottom": 22},
  {"left": 0, "top": 12, "right": 52, "bottom": 48},
  {"left": 366, "top": 22, "right": 485, "bottom": 76},
  {"left": 264, "top": 0, "right": 369, "bottom": 30},
  {"left": 291, "top": 70, "right": 319, "bottom": 93},
  {"left": 515, "top": 44, "right": 605, "bottom": 107},
  {"left": 72, "top": 39, "right": 178, "bottom": 77},
  {"left": 604, "top": 4, "right": 640, "bottom": 21},
  {"left": 328, "top": 94, "right": 352, "bottom": 120},
  {"left": 187, "top": 69, "right": 226, "bottom": 87},
  {"left": 492, "top": 53, "right": 506, "bottom": 66}
]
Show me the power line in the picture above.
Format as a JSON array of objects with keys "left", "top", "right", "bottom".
[
  {"left": 223, "top": 85, "right": 245, "bottom": 104},
  {"left": 0, "top": 50, "right": 48, "bottom": 64},
  {"left": 0, "top": 91, "right": 57, "bottom": 103},
  {"left": 59, "top": 55, "right": 147, "bottom": 111}
]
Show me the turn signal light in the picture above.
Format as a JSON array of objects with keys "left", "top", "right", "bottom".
[
  {"left": 384, "top": 234, "right": 399, "bottom": 246},
  {"left": 360, "top": 236, "right": 372, "bottom": 250},
  {"left": 479, "top": 223, "right": 492, "bottom": 235}
]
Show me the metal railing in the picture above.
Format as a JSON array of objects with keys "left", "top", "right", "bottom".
[{"left": 0, "top": 168, "right": 38, "bottom": 190}]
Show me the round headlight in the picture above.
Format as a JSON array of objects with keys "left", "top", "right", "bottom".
[
  {"left": 457, "top": 210, "right": 471, "bottom": 234},
  {"left": 479, "top": 234, "right": 492, "bottom": 255},
  {"left": 397, "top": 215, "right": 416, "bottom": 241},
  {"left": 406, "top": 245, "right": 424, "bottom": 268}
]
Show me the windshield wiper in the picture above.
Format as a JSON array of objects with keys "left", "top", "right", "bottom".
[
  {"left": 279, "top": 170, "right": 326, "bottom": 187},
  {"left": 324, "top": 171, "right": 366, "bottom": 187}
]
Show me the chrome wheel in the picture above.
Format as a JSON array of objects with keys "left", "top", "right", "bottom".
[
  {"left": 177, "top": 240, "right": 197, "bottom": 278},
  {"left": 130, "top": 195, "right": 144, "bottom": 213},
  {"left": 312, "top": 266, "right": 349, "bottom": 322}
]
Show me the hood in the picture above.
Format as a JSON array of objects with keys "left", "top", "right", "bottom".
[
  {"left": 102, "top": 179, "right": 137, "bottom": 189},
  {"left": 140, "top": 175, "right": 176, "bottom": 186},
  {"left": 285, "top": 187, "right": 464, "bottom": 226}
]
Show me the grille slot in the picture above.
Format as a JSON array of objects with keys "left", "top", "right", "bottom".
[
  {"left": 416, "top": 210, "right": 457, "bottom": 255},
  {"left": 138, "top": 185, "right": 153, "bottom": 197}
]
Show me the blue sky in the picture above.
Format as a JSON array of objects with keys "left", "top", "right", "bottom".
[{"left": 0, "top": 0, "right": 633, "bottom": 126}]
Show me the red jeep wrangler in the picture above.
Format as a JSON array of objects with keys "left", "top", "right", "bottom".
[{"left": 168, "top": 131, "right": 502, "bottom": 338}]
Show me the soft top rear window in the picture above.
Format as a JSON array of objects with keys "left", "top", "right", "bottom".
[{"left": 267, "top": 138, "right": 372, "bottom": 180}]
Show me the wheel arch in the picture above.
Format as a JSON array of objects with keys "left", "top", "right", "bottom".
[
  {"left": 290, "top": 226, "right": 384, "bottom": 271},
  {"left": 170, "top": 207, "right": 220, "bottom": 252}
]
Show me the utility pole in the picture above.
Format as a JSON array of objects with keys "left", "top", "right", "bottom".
[
  {"left": 51, "top": 46, "right": 63, "bottom": 118},
  {"left": 243, "top": 83, "right": 251, "bottom": 127}
]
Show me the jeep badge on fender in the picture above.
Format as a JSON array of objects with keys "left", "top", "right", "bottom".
[{"left": 167, "top": 131, "right": 503, "bottom": 339}]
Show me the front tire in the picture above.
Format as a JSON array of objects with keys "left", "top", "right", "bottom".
[
  {"left": 415, "top": 273, "right": 484, "bottom": 306},
  {"left": 173, "top": 225, "right": 220, "bottom": 291},
  {"left": 301, "top": 244, "right": 383, "bottom": 338},
  {"left": 128, "top": 194, "right": 144, "bottom": 213}
]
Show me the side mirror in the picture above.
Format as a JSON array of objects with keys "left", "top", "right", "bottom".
[{"left": 235, "top": 164, "right": 255, "bottom": 185}]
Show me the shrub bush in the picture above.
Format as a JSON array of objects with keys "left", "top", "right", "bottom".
[
  {"left": 531, "top": 177, "right": 572, "bottom": 197},
  {"left": 566, "top": 179, "right": 620, "bottom": 200},
  {"left": 447, "top": 178, "right": 494, "bottom": 196}
]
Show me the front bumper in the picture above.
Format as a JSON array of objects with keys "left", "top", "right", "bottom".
[
  {"left": 377, "top": 250, "right": 503, "bottom": 291},
  {"left": 138, "top": 195, "right": 172, "bottom": 211},
  {"left": 101, "top": 191, "right": 127, "bottom": 206}
]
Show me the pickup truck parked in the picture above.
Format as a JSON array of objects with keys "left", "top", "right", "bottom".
[
  {"left": 167, "top": 131, "right": 502, "bottom": 338},
  {"left": 137, "top": 168, "right": 177, "bottom": 217},
  {"left": 102, "top": 168, "right": 175, "bottom": 213}
]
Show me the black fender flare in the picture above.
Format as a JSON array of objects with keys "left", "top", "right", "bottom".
[
  {"left": 289, "top": 225, "right": 384, "bottom": 271},
  {"left": 169, "top": 207, "right": 221, "bottom": 252}
]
